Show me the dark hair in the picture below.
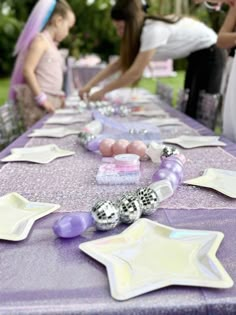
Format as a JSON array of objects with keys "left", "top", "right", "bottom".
[{"left": 111, "top": 0, "right": 181, "bottom": 73}]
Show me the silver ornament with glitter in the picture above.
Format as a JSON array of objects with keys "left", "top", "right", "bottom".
[
  {"left": 139, "top": 129, "right": 148, "bottom": 135},
  {"left": 91, "top": 201, "right": 120, "bottom": 231},
  {"left": 136, "top": 187, "right": 159, "bottom": 215},
  {"left": 161, "top": 145, "right": 179, "bottom": 159},
  {"left": 117, "top": 193, "right": 142, "bottom": 224},
  {"left": 78, "top": 132, "right": 95, "bottom": 147},
  {"left": 118, "top": 105, "right": 130, "bottom": 117},
  {"left": 98, "top": 106, "right": 115, "bottom": 116}
]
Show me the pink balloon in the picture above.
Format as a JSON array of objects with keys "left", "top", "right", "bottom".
[
  {"left": 99, "top": 139, "right": 115, "bottom": 157},
  {"left": 112, "top": 139, "right": 130, "bottom": 156},
  {"left": 127, "top": 141, "right": 147, "bottom": 157}
]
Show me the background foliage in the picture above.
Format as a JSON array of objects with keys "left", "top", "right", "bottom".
[{"left": 0, "top": 0, "right": 229, "bottom": 77}]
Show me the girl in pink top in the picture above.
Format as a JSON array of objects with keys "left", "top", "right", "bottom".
[{"left": 9, "top": 0, "right": 75, "bottom": 128}]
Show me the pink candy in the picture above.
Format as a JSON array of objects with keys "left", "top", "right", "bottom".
[
  {"left": 99, "top": 139, "right": 115, "bottom": 157},
  {"left": 99, "top": 138, "right": 147, "bottom": 158}
]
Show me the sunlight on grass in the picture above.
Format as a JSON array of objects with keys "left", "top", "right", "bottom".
[
  {"left": 138, "top": 71, "right": 185, "bottom": 106},
  {"left": 0, "top": 78, "right": 10, "bottom": 105}
]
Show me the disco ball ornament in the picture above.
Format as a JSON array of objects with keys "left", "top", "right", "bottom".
[
  {"left": 136, "top": 187, "right": 159, "bottom": 215},
  {"left": 161, "top": 145, "right": 179, "bottom": 159},
  {"left": 117, "top": 193, "right": 142, "bottom": 224},
  {"left": 91, "top": 201, "right": 120, "bottom": 231}
]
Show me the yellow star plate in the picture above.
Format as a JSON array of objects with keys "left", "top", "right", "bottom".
[
  {"left": 80, "top": 218, "right": 233, "bottom": 300},
  {"left": 0, "top": 193, "right": 60, "bottom": 241}
]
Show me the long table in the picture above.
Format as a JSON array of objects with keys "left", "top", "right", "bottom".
[{"left": 0, "top": 100, "right": 236, "bottom": 315}]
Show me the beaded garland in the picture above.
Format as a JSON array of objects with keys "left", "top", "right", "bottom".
[{"left": 53, "top": 146, "right": 186, "bottom": 239}]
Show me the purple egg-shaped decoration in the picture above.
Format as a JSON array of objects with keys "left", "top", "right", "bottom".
[
  {"left": 160, "top": 158, "right": 183, "bottom": 176},
  {"left": 152, "top": 168, "right": 181, "bottom": 190}
]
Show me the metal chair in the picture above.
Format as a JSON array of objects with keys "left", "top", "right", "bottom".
[
  {"left": 196, "top": 91, "right": 222, "bottom": 130},
  {"left": 176, "top": 88, "right": 190, "bottom": 113},
  {"left": 156, "top": 81, "right": 173, "bottom": 105}
]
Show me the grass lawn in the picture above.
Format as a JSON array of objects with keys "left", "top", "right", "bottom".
[
  {"left": 0, "top": 71, "right": 185, "bottom": 106},
  {"left": 138, "top": 70, "right": 185, "bottom": 106},
  {"left": 0, "top": 78, "right": 10, "bottom": 105}
]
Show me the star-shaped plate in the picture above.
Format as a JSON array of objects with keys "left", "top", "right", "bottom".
[
  {"left": 184, "top": 168, "right": 236, "bottom": 198},
  {"left": 163, "top": 136, "right": 226, "bottom": 149},
  {"left": 55, "top": 108, "right": 83, "bottom": 115},
  {"left": 46, "top": 115, "right": 89, "bottom": 125},
  {"left": 28, "top": 127, "right": 80, "bottom": 138},
  {"left": 143, "top": 117, "right": 182, "bottom": 126},
  {"left": 1, "top": 144, "right": 75, "bottom": 164},
  {"left": 0, "top": 193, "right": 60, "bottom": 241},
  {"left": 80, "top": 218, "right": 233, "bottom": 300}
]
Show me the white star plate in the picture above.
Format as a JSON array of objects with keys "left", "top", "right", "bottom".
[
  {"left": 55, "top": 108, "right": 83, "bottom": 115},
  {"left": 28, "top": 127, "right": 80, "bottom": 138},
  {"left": 0, "top": 193, "right": 60, "bottom": 241},
  {"left": 132, "top": 110, "right": 169, "bottom": 118},
  {"left": 184, "top": 168, "right": 236, "bottom": 198},
  {"left": 163, "top": 135, "right": 226, "bottom": 149},
  {"left": 1, "top": 144, "right": 75, "bottom": 164},
  {"left": 143, "top": 117, "right": 182, "bottom": 126},
  {"left": 80, "top": 218, "right": 233, "bottom": 301},
  {"left": 46, "top": 115, "right": 88, "bottom": 125}
]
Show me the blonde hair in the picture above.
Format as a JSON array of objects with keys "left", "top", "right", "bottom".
[{"left": 49, "top": 0, "right": 73, "bottom": 22}]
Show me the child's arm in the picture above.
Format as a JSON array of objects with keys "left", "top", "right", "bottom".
[
  {"left": 217, "top": 6, "right": 236, "bottom": 48},
  {"left": 79, "top": 58, "right": 121, "bottom": 98},
  {"left": 23, "top": 35, "right": 54, "bottom": 112}
]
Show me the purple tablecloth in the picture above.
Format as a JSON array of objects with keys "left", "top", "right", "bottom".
[{"left": 0, "top": 101, "right": 236, "bottom": 315}]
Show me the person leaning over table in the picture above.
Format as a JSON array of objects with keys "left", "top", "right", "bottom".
[
  {"left": 216, "top": 4, "right": 236, "bottom": 141},
  {"left": 79, "top": 0, "right": 225, "bottom": 120}
]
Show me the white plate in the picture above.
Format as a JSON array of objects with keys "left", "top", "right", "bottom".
[
  {"left": 55, "top": 108, "right": 83, "bottom": 115},
  {"left": 0, "top": 193, "right": 60, "bottom": 241},
  {"left": 1, "top": 144, "right": 75, "bottom": 164},
  {"left": 132, "top": 110, "right": 169, "bottom": 118},
  {"left": 143, "top": 117, "right": 182, "bottom": 126},
  {"left": 164, "top": 135, "right": 226, "bottom": 149},
  {"left": 80, "top": 218, "right": 233, "bottom": 301},
  {"left": 46, "top": 115, "right": 88, "bottom": 125},
  {"left": 28, "top": 127, "right": 80, "bottom": 138},
  {"left": 184, "top": 168, "right": 236, "bottom": 198}
]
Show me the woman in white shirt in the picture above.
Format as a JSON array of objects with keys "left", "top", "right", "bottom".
[{"left": 80, "top": 0, "right": 225, "bottom": 119}]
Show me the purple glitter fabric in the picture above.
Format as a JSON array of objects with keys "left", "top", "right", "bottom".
[{"left": 0, "top": 99, "right": 236, "bottom": 315}]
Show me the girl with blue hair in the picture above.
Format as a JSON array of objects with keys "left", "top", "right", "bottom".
[{"left": 9, "top": 0, "right": 75, "bottom": 128}]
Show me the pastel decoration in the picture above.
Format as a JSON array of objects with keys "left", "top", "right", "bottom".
[
  {"left": 53, "top": 212, "right": 94, "bottom": 238},
  {"left": 152, "top": 154, "right": 186, "bottom": 190},
  {"left": 114, "top": 154, "right": 140, "bottom": 167},
  {"left": 152, "top": 168, "right": 181, "bottom": 190},
  {"left": 53, "top": 145, "right": 183, "bottom": 239},
  {"left": 127, "top": 141, "right": 147, "bottom": 158},
  {"left": 112, "top": 139, "right": 130, "bottom": 156},
  {"left": 99, "top": 139, "right": 116, "bottom": 157}
]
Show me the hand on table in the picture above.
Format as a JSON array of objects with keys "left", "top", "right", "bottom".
[
  {"left": 88, "top": 89, "right": 105, "bottom": 102},
  {"left": 42, "top": 100, "right": 55, "bottom": 113},
  {"left": 79, "top": 85, "right": 92, "bottom": 99}
]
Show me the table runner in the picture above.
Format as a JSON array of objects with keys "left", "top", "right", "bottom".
[
  {"left": 1, "top": 99, "right": 236, "bottom": 315},
  {"left": 0, "top": 104, "right": 236, "bottom": 212}
]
